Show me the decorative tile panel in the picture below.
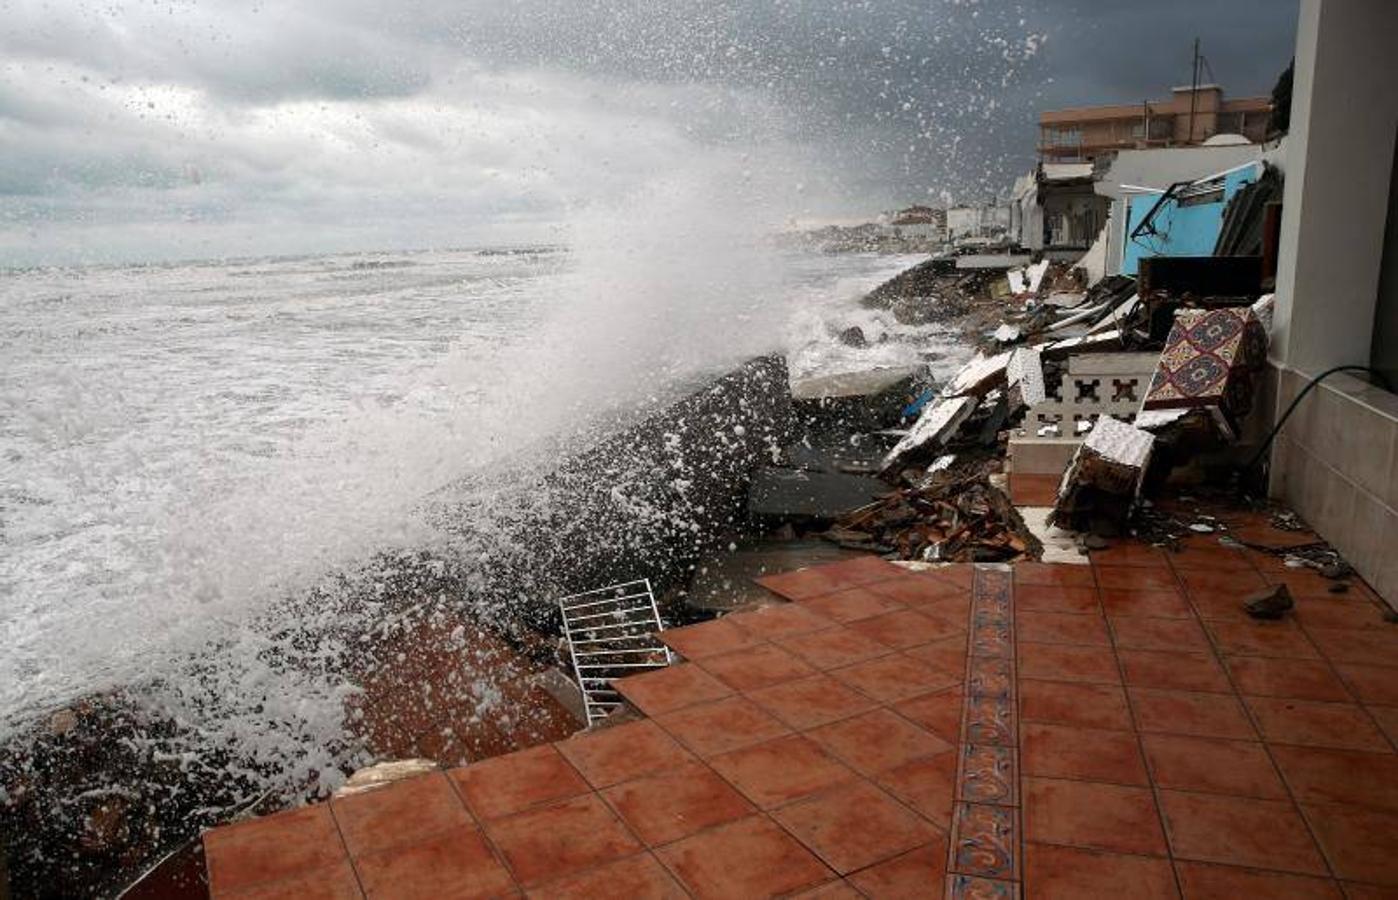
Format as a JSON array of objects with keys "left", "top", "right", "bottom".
[{"left": 947, "top": 565, "right": 1022, "bottom": 897}]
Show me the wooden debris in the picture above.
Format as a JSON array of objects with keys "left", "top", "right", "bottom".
[{"left": 830, "top": 471, "right": 1036, "bottom": 563}]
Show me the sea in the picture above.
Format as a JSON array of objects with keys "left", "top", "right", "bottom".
[{"left": 0, "top": 242, "right": 968, "bottom": 785}]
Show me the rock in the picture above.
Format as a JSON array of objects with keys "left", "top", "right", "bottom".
[
  {"left": 890, "top": 296, "right": 940, "bottom": 325},
  {"left": 861, "top": 257, "right": 957, "bottom": 309},
  {"left": 837, "top": 326, "right": 867, "bottom": 348},
  {"left": 1243, "top": 584, "right": 1294, "bottom": 620}
]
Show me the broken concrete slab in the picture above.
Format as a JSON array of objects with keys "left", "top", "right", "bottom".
[
  {"left": 1006, "top": 347, "right": 1046, "bottom": 410},
  {"left": 790, "top": 366, "right": 926, "bottom": 402},
  {"left": 783, "top": 441, "right": 886, "bottom": 476},
  {"left": 945, "top": 351, "right": 1013, "bottom": 397},
  {"left": 992, "top": 323, "right": 1021, "bottom": 344},
  {"left": 955, "top": 253, "right": 1032, "bottom": 270},
  {"left": 1041, "top": 330, "right": 1124, "bottom": 359},
  {"left": 1133, "top": 408, "right": 1190, "bottom": 432},
  {"left": 790, "top": 365, "right": 931, "bottom": 433},
  {"left": 1086, "top": 294, "right": 1140, "bottom": 335},
  {"left": 335, "top": 759, "right": 441, "bottom": 798},
  {"left": 747, "top": 467, "right": 888, "bottom": 523},
  {"left": 881, "top": 395, "right": 978, "bottom": 473},
  {"left": 1017, "top": 506, "right": 1089, "bottom": 564},
  {"left": 1044, "top": 301, "right": 1111, "bottom": 334}
]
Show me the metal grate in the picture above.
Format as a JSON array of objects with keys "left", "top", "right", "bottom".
[{"left": 558, "top": 579, "right": 672, "bottom": 726}]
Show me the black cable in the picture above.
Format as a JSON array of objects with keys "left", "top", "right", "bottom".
[{"left": 1242, "top": 364, "right": 1393, "bottom": 475}]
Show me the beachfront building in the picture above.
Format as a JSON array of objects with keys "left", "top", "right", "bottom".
[
  {"left": 1009, "top": 163, "right": 1110, "bottom": 259},
  {"left": 946, "top": 201, "right": 1010, "bottom": 243},
  {"left": 1039, "top": 83, "right": 1272, "bottom": 163},
  {"left": 886, "top": 205, "right": 947, "bottom": 242},
  {"left": 1093, "top": 141, "right": 1274, "bottom": 276}
]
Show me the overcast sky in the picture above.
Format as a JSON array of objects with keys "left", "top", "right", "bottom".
[{"left": 0, "top": 0, "right": 1298, "bottom": 266}]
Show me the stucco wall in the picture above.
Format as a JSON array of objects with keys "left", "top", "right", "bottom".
[{"left": 1267, "top": 0, "right": 1398, "bottom": 606}]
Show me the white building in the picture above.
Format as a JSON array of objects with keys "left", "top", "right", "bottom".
[{"left": 946, "top": 202, "right": 1010, "bottom": 242}]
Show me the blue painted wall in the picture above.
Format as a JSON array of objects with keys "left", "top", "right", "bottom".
[{"left": 1121, "top": 163, "right": 1260, "bottom": 275}]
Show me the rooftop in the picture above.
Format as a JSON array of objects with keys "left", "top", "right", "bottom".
[{"left": 201, "top": 524, "right": 1398, "bottom": 898}]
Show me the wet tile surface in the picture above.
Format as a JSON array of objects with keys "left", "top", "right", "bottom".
[{"left": 205, "top": 554, "right": 1398, "bottom": 899}]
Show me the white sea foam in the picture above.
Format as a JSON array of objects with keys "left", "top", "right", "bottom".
[{"left": 1, "top": 170, "right": 961, "bottom": 790}]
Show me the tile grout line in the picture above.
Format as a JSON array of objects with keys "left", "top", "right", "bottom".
[
  {"left": 1284, "top": 588, "right": 1398, "bottom": 758},
  {"left": 617, "top": 614, "right": 882, "bottom": 895},
  {"left": 1094, "top": 555, "right": 1188, "bottom": 899},
  {"left": 1266, "top": 567, "right": 1398, "bottom": 888},
  {"left": 945, "top": 564, "right": 989, "bottom": 898},
  {"left": 440, "top": 761, "right": 532, "bottom": 895},
  {"left": 1163, "top": 552, "right": 1345, "bottom": 889},
  {"left": 326, "top": 789, "right": 380, "bottom": 900},
  {"left": 654, "top": 585, "right": 976, "bottom": 852}
]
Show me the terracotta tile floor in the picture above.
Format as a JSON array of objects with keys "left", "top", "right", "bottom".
[{"left": 204, "top": 545, "right": 1398, "bottom": 898}]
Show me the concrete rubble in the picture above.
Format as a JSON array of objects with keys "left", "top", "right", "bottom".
[
  {"left": 1048, "top": 415, "right": 1156, "bottom": 533},
  {"left": 828, "top": 160, "right": 1294, "bottom": 566},
  {"left": 334, "top": 759, "right": 440, "bottom": 798}
]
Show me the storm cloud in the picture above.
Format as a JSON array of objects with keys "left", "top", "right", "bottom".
[{"left": 0, "top": 0, "right": 1297, "bottom": 265}]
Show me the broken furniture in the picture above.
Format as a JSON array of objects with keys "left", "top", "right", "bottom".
[
  {"left": 558, "top": 580, "right": 672, "bottom": 726},
  {"left": 1142, "top": 305, "right": 1268, "bottom": 435}
]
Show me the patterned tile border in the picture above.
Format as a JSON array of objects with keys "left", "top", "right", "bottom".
[{"left": 946, "top": 565, "right": 1021, "bottom": 898}]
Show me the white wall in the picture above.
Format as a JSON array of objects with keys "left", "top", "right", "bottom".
[
  {"left": 1272, "top": 0, "right": 1398, "bottom": 373},
  {"left": 1267, "top": 0, "right": 1398, "bottom": 606}
]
